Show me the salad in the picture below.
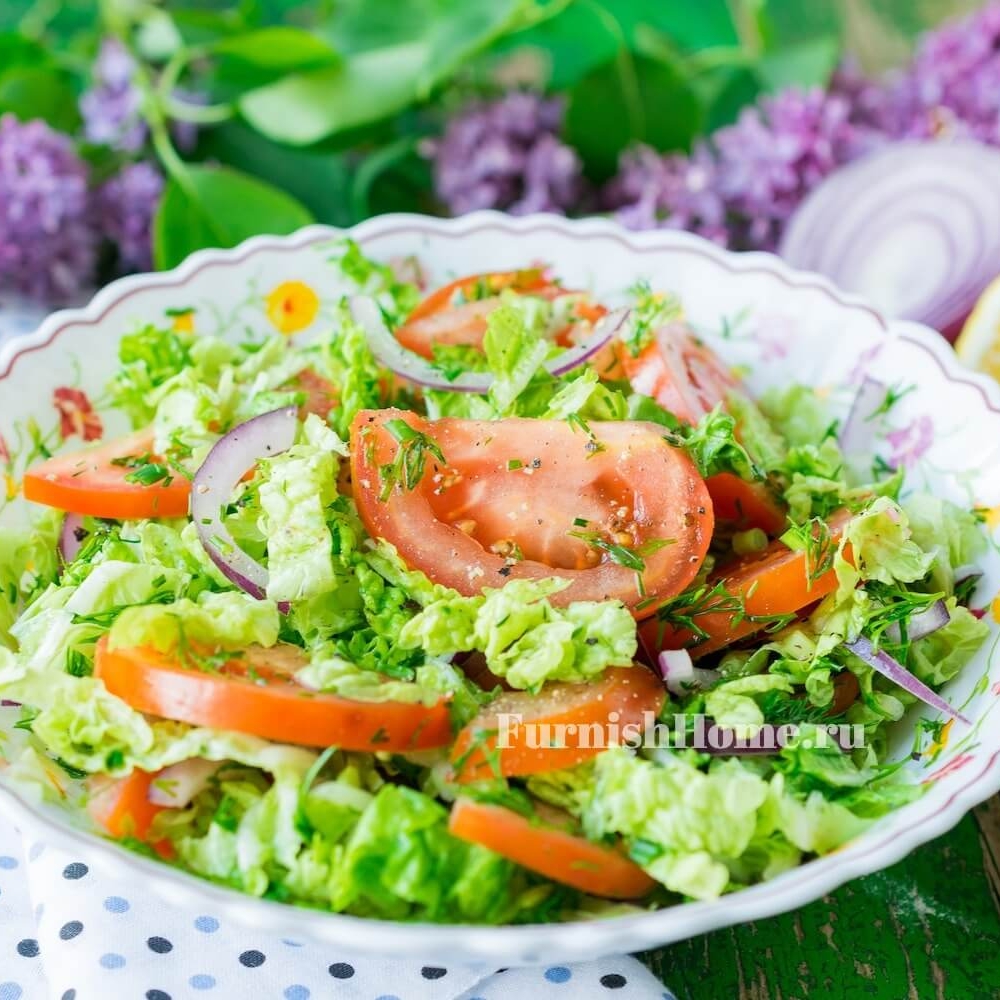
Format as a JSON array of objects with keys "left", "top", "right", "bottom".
[{"left": 0, "top": 242, "right": 989, "bottom": 923}]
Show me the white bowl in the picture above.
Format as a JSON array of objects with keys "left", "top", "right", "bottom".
[{"left": 2, "top": 212, "right": 1000, "bottom": 964}]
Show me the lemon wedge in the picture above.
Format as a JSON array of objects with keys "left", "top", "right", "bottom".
[{"left": 956, "top": 275, "right": 1000, "bottom": 381}]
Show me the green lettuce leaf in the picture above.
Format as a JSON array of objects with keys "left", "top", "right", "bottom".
[
  {"left": 903, "top": 493, "right": 988, "bottom": 597},
  {"left": 398, "top": 578, "right": 637, "bottom": 690},
  {"left": 908, "top": 600, "right": 989, "bottom": 686}
]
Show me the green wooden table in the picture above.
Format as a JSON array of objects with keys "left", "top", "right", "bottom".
[{"left": 639, "top": 800, "right": 1000, "bottom": 999}]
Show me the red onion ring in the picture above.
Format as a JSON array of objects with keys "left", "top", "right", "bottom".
[
  {"left": 780, "top": 141, "right": 1000, "bottom": 339},
  {"left": 192, "top": 407, "right": 298, "bottom": 610},
  {"left": 658, "top": 648, "right": 720, "bottom": 695},
  {"left": 349, "top": 295, "right": 630, "bottom": 393},
  {"left": 148, "top": 758, "right": 222, "bottom": 808},
  {"left": 58, "top": 513, "right": 87, "bottom": 564},
  {"left": 885, "top": 598, "right": 951, "bottom": 644},
  {"left": 844, "top": 635, "right": 969, "bottom": 725},
  {"left": 839, "top": 376, "right": 887, "bottom": 455}
]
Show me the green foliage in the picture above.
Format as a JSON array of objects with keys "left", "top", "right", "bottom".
[{"left": 153, "top": 164, "right": 314, "bottom": 269}]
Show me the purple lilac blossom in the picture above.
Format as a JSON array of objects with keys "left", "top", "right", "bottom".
[
  {"left": 872, "top": 2, "right": 1000, "bottom": 142},
  {"left": 602, "top": 142, "right": 726, "bottom": 243},
  {"left": 98, "top": 161, "right": 164, "bottom": 274},
  {"left": 428, "top": 92, "right": 584, "bottom": 215},
  {"left": 0, "top": 114, "right": 97, "bottom": 302},
  {"left": 79, "top": 38, "right": 147, "bottom": 153},
  {"left": 712, "top": 87, "right": 861, "bottom": 250}
]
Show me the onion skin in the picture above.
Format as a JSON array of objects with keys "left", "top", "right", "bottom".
[{"left": 191, "top": 407, "right": 298, "bottom": 610}]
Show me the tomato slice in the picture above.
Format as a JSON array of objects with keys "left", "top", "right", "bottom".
[
  {"left": 449, "top": 798, "right": 656, "bottom": 900},
  {"left": 351, "top": 410, "right": 713, "bottom": 617},
  {"left": 450, "top": 666, "right": 665, "bottom": 781},
  {"left": 396, "top": 270, "right": 551, "bottom": 358},
  {"left": 641, "top": 509, "right": 852, "bottom": 659},
  {"left": 705, "top": 473, "right": 787, "bottom": 536},
  {"left": 94, "top": 638, "right": 453, "bottom": 751},
  {"left": 23, "top": 429, "right": 190, "bottom": 519},
  {"left": 619, "top": 322, "right": 741, "bottom": 424},
  {"left": 87, "top": 769, "right": 174, "bottom": 858}
]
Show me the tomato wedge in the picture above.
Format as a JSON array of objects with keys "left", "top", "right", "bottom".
[
  {"left": 449, "top": 798, "right": 655, "bottom": 900},
  {"left": 619, "top": 322, "right": 741, "bottom": 425},
  {"left": 642, "top": 509, "right": 853, "bottom": 659},
  {"left": 396, "top": 270, "right": 551, "bottom": 358},
  {"left": 94, "top": 638, "right": 453, "bottom": 751},
  {"left": 450, "top": 666, "right": 665, "bottom": 781},
  {"left": 23, "top": 429, "right": 190, "bottom": 519},
  {"left": 705, "top": 473, "right": 787, "bottom": 536},
  {"left": 351, "top": 410, "right": 713, "bottom": 617},
  {"left": 87, "top": 769, "right": 173, "bottom": 858}
]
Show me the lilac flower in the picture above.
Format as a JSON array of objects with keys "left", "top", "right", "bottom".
[
  {"left": 712, "top": 87, "right": 861, "bottom": 250},
  {"left": 603, "top": 142, "right": 726, "bottom": 243},
  {"left": 98, "top": 161, "right": 164, "bottom": 274},
  {"left": 79, "top": 38, "right": 147, "bottom": 153},
  {"left": 874, "top": 2, "right": 1000, "bottom": 142},
  {"left": 0, "top": 114, "right": 97, "bottom": 302},
  {"left": 887, "top": 414, "right": 934, "bottom": 469},
  {"left": 428, "top": 92, "right": 585, "bottom": 215}
]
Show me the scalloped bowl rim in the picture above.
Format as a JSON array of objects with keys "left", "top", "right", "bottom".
[{"left": 1, "top": 212, "right": 999, "bottom": 964}]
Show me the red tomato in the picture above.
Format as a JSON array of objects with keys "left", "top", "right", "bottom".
[
  {"left": 350, "top": 409, "right": 713, "bottom": 617},
  {"left": 23, "top": 429, "right": 190, "bottom": 519},
  {"left": 396, "top": 270, "right": 552, "bottom": 358},
  {"left": 87, "top": 769, "right": 174, "bottom": 859},
  {"left": 449, "top": 798, "right": 656, "bottom": 900},
  {"left": 619, "top": 322, "right": 741, "bottom": 424},
  {"left": 451, "top": 666, "right": 666, "bottom": 781},
  {"left": 704, "top": 473, "right": 787, "bottom": 536},
  {"left": 94, "top": 639, "right": 453, "bottom": 752},
  {"left": 641, "top": 509, "right": 852, "bottom": 658}
]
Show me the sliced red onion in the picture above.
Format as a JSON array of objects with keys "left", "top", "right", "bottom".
[
  {"left": 192, "top": 407, "right": 298, "bottom": 610},
  {"left": 955, "top": 564, "right": 984, "bottom": 595},
  {"left": 148, "top": 759, "right": 222, "bottom": 808},
  {"left": 839, "top": 377, "right": 887, "bottom": 454},
  {"left": 546, "top": 307, "right": 630, "bottom": 376},
  {"left": 658, "top": 648, "right": 721, "bottom": 695},
  {"left": 885, "top": 598, "right": 950, "bottom": 643},
  {"left": 59, "top": 513, "right": 87, "bottom": 564},
  {"left": 780, "top": 141, "right": 1000, "bottom": 339},
  {"left": 845, "top": 635, "right": 969, "bottom": 725},
  {"left": 349, "top": 295, "right": 629, "bottom": 393}
]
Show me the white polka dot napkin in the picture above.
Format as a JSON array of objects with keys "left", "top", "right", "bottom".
[{"left": 0, "top": 820, "right": 673, "bottom": 1000}]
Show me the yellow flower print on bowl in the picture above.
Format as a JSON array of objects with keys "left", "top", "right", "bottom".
[{"left": 266, "top": 280, "right": 320, "bottom": 335}]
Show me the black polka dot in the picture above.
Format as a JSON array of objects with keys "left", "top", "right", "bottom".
[
  {"left": 421, "top": 966, "right": 447, "bottom": 980},
  {"left": 17, "top": 938, "right": 39, "bottom": 957},
  {"left": 59, "top": 921, "right": 83, "bottom": 941},
  {"left": 146, "top": 992, "right": 171, "bottom": 1000},
  {"left": 61, "top": 991, "right": 76, "bottom": 1000},
  {"left": 328, "top": 962, "right": 355, "bottom": 979},
  {"left": 62, "top": 862, "right": 88, "bottom": 880},
  {"left": 239, "top": 950, "right": 266, "bottom": 968},
  {"left": 600, "top": 973, "right": 627, "bottom": 989},
  {"left": 147, "top": 936, "right": 173, "bottom": 954}
]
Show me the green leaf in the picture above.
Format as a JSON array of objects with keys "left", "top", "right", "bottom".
[
  {"left": 757, "top": 36, "right": 840, "bottom": 91},
  {"left": 240, "top": 0, "right": 529, "bottom": 145},
  {"left": 0, "top": 66, "right": 81, "bottom": 132},
  {"left": 239, "top": 42, "right": 426, "bottom": 146},
  {"left": 565, "top": 52, "right": 702, "bottom": 180},
  {"left": 152, "top": 164, "right": 314, "bottom": 270},
  {"left": 214, "top": 26, "right": 340, "bottom": 88},
  {"left": 0, "top": 32, "right": 47, "bottom": 68},
  {"left": 198, "top": 121, "right": 354, "bottom": 225}
]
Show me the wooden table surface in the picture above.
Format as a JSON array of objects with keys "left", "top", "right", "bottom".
[{"left": 639, "top": 800, "right": 1000, "bottom": 999}]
